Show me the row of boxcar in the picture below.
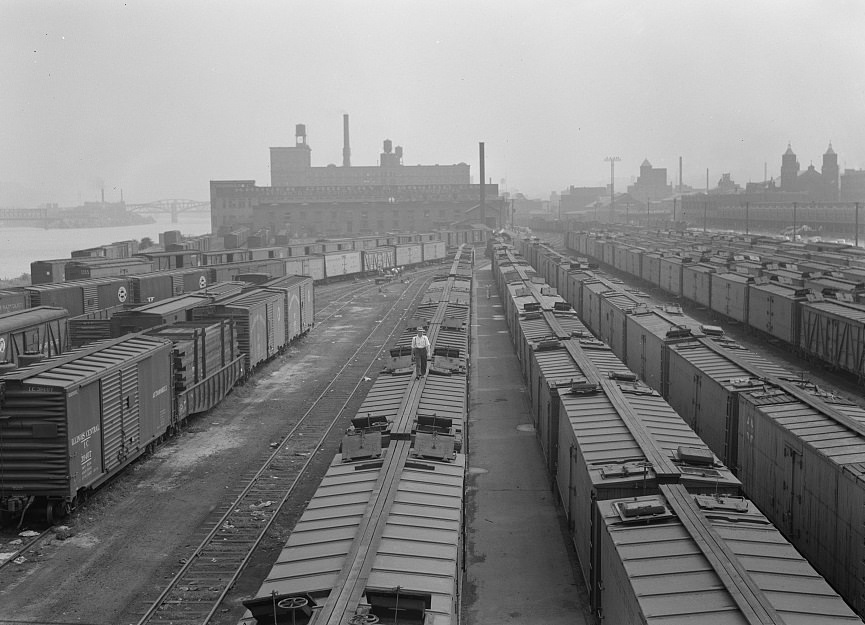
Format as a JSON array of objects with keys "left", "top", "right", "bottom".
[
  {"left": 30, "top": 235, "right": 454, "bottom": 284},
  {"left": 551, "top": 229, "right": 865, "bottom": 381},
  {"left": 491, "top": 240, "right": 863, "bottom": 623},
  {"left": 241, "top": 247, "right": 474, "bottom": 625},
  {"left": 0, "top": 275, "right": 315, "bottom": 523},
  {"left": 512, "top": 236, "right": 865, "bottom": 619}
]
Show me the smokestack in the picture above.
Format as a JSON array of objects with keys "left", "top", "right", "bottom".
[
  {"left": 342, "top": 114, "right": 351, "bottom": 167},
  {"left": 679, "top": 156, "right": 683, "bottom": 192},
  {"left": 479, "top": 142, "right": 486, "bottom": 227}
]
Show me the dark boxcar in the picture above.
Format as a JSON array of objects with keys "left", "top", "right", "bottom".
[
  {"left": 111, "top": 295, "right": 212, "bottom": 336},
  {"left": 194, "top": 288, "right": 286, "bottom": 371},
  {"left": 134, "top": 249, "right": 201, "bottom": 271},
  {"left": 260, "top": 275, "right": 314, "bottom": 341},
  {"left": 130, "top": 267, "right": 210, "bottom": 304},
  {"left": 0, "top": 289, "right": 29, "bottom": 315},
  {"left": 26, "top": 277, "right": 132, "bottom": 317},
  {"left": 30, "top": 258, "right": 70, "bottom": 284},
  {"left": 65, "top": 258, "right": 154, "bottom": 280},
  {"left": 0, "top": 307, "right": 69, "bottom": 366},
  {"left": 0, "top": 335, "right": 173, "bottom": 519}
]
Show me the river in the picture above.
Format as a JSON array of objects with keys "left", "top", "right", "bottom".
[{"left": 0, "top": 211, "right": 213, "bottom": 279}]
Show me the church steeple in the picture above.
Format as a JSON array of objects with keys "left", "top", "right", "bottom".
[
  {"left": 822, "top": 142, "right": 839, "bottom": 201},
  {"left": 780, "top": 142, "right": 799, "bottom": 190}
]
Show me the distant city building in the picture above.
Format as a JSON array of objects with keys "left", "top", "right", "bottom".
[
  {"left": 840, "top": 169, "right": 865, "bottom": 203},
  {"left": 779, "top": 143, "right": 839, "bottom": 202},
  {"left": 559, "top": 186, "right": 606, "bottom": 215},
  {"left": 715, "top": 173, "right": 741, "bottom": 194},
  {"left": 627, "top": 159, "right": 672, "bottom": 203},
  {"left": 211, "top": 117, "right": 501, "bottom": 236},
  {"left": 269, "top": 123, "right": 469, "bottom": 188}
]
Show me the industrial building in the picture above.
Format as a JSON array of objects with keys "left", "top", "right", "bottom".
[{"left": 210, "top": 115, "right": 504, "bottom": 237}]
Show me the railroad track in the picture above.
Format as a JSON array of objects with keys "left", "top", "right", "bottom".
[
  {"left": 0, "top": 527, "right": 53, "bottom": 574},
  {"left": 314, "top": 266, "right": 446, "bottom": 325},
  {"left": 132, "top": 273, "right": 437, "bottom": 625}
]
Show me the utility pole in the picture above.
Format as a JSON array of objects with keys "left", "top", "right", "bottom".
[
  {"left": 856, "top": 202, "right": 861, "bottom": 247},
  {"left": 792, "top": 202, "right": 797, "bottom": 242},
  {"left": 605, "top": 156, "right": 621, "bottom": 223}
]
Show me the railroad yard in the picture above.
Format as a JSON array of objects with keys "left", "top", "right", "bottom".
[
  {"left": 3, "top": 231, "right": 865, "bottom": 625},
  {"left": 0, "top": 276, "right": 425, "bottom": 624}
]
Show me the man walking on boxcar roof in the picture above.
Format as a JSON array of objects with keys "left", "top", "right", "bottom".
[{"left": 412, "top": 326, "right": 431, "bottom": 378}]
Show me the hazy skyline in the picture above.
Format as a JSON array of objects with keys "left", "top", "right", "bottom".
[{"left": 3, "top": 0, "right": 865, "bottom": 206}]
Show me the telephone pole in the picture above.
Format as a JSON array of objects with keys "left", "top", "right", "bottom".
[{"left": 604, "top": 156, "right": 621, "bottom": 223}]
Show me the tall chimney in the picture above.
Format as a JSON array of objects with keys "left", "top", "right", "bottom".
[
  {"left": 479, "top": 142, "right": 486, "bottom": 227},
  {"left": 342, "top": 114, "right": 351, "bottom": 167},
  {"left": 679, "top": 156, "right": 683, "bottom": 192}
]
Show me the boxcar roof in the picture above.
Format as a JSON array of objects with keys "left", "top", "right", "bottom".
[
  {"left": 251, "top": 452, "right": 464, "bottom": 617},
  {"left": 0, "top": 306, "right": 67, "bottom": 332},
  {"left": 5, "top": 335, "right": 169, "bottom": 388},
  {"left": 597, "top": 489, "right": 863, "bottom": 624}
]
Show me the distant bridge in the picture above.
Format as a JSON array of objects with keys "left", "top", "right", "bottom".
[
  {"left": 126, "top": 199, "right": 210, "bottom": 223},
  {"left": 0, "top": 207, "right": 49, "bottom": 225}
]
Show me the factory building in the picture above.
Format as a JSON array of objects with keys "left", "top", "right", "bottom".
[{"left": 211, "top": 115, "right": 501, "bottom": 236}]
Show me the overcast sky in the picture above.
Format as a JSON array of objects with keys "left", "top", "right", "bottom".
[{"left": 2, "top": 0, "right": 864, "bottom": 206}]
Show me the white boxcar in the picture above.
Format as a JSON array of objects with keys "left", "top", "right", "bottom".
[{"left": 322, "top": 250, "right": 362, "bottom": 279}]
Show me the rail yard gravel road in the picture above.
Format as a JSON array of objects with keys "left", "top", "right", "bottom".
[{"left": 0, "top": 278, "right": 413, "bottom": 625}]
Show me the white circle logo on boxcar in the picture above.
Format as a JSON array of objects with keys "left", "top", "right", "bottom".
[
  {"left": 117, "top": 286, "right": 128, "bottom": 303},
  {"left": 199, "top": 276, "right": 207, "bottom": 289}
]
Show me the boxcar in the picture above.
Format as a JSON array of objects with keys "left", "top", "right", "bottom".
[
  {"left": 393, "top": 243, "right": 422, "bottom": 267},
  {"left": 623, "top": 305, "right": 705, "bottom": 394},
  {"left": 0, "top": 289, "right": 29, "bottom": 315},
  {"left": 421, "top": 240, "right": 446, "bottom": 264},
  {"left": 65, "top": 257, "right": 154, "bottom": 280},
  {"left": 799, "top": 298, "right": 865, "bottom": 378},
  {"left": 594, "top": 486, "right": 862, "bottom": 625},
  {"left": 130, "top": 267, "right": 211, "bottom": 304},
  {"left": 195, "top": 289, "right": 286, "bottom": 371},
  {"left": 361, "top": 247, "right": 396, "bottom": 274},
  {"left": 681, "top": 263, "right": 715, "bottom": 308},
  {"left": 555, "top": 341, "right": 739, "bottom": 591},
  {"left": 260, "top": 275, "right": 314, "bottom": 342},
  {"left": 747, "top": 281, "right": 808, "bottom": 344},
  {"left": 134, "top": 249, "right": 201, "bottom": 270},
  {"left": 111, "top": 295, "right": 212, "bottom": 336},
  {"left": 0, "top": 307, "right": 69, "bottom": 366},
  {"left": 321, "top": 250, "right": 362, "bottom": 280},
  {"left": 709, "top": 271, "right": 754, "bottom": 323},
  {"left": 736, "top": 381, "right": 865, "bottom": 616},
  {"left": 658, "top": 255, "right": 691, "bottom": 296},
  {"left": 0, "top": 335, "right": 173, "bottom": 520},
  {"left": 665, "top": 337, "right": 792, "bottom": 468},
  {"left": 26, "top": 277, "right": 132, "bottom": 317},
  {"left": 283, "top": 255, "right": 325, "bottom": 282},
  {"left": 30, "top": 258, "right": 70, "bottom": 284}
]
